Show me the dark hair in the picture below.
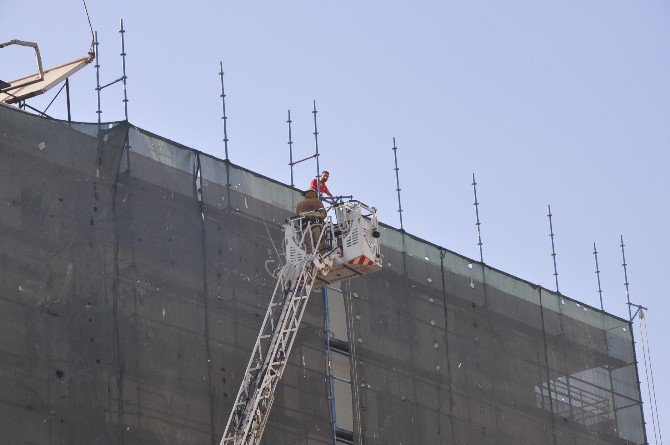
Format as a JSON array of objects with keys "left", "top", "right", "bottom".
[{"left": 322, "top": 170, "right": 329, "bottom": 175}]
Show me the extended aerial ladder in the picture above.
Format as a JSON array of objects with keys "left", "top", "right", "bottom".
[{"left": 221, "top": 200, "right": 382, "bottom": 445}]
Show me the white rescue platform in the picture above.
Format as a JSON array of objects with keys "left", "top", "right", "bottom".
[{"left": 284, "top": 200, "right": 382, "bottom": 287}]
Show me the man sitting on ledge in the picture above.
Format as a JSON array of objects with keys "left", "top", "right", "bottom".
[{"left": 296, "top": 189, "right": 326, "bottom": 253}]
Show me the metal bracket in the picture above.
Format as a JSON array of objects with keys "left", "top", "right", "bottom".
[{"left": 627, "top": 302, "right": 648, "bottom": 322}]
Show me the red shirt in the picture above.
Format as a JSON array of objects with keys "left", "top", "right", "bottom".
[{"left": 309, "top": 178, "right": 332, "bottom": 199}]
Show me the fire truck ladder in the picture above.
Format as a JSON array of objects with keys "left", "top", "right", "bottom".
[
  {"left": 220, "top": 217, "right": 334, "bottom": 445},
  {"left": 221, "top": 201, "right": 382, "bottom": 445}
]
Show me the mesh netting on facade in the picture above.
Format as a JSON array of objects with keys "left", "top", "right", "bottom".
[{"left": 0, "top": 104, "right": 646, "bottom": 444}]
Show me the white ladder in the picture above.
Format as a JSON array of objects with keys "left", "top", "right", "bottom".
[{"left": 220, "top": 220, "right": 330, "bottom": 445}]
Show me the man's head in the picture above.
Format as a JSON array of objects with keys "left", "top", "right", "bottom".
[
  {"left": 303, "top": 189, "right": 317, "bottom": 198},
  {"left": 320, "top": 171, "right": 329, "bottom": 183}
]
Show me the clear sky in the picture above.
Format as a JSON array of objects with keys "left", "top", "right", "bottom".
[{"left": 3, "top": 0, "right": 668, "bottom": 440}]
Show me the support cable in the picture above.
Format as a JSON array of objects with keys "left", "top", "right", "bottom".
[
  {"left": 639, "top": 310, "right": 663, "bottom": 445},
  {"left": 620, "top": 238, "right": 652, "bottom": 445},
  {"left": 81, "top": 0, "right": 95, "bottom": 53}
]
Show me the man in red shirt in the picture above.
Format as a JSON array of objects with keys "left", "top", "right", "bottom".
[{"left": 309, "top": 171, "right": 334, "bottom": 203}]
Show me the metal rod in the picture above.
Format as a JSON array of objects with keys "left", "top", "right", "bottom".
[
  {"left": 219, "top": 61, "right": 229, "bottom": 161},
  {"left": 596, "top": 244, "right": 618, "bottom": 428},
  {"left": 392, "top": 137, "right": 404, "bottom": 231},
  {"left": 312, "top": 100, "right": 321, "bottom": 199},
  {"left": 290, "top": 153, "right": 318, "bottom": 166},
  {"left": 65, "top": 78, "right": 71, "bottom": 122},
  {"left": 322, "top": 288, "right": 338, "bottom": 444},
  {"left": 98, "top": 77, "right": 123, "bottom": 91},
  {"left": 119, "top": 19, "right": 129, "bottom": 121},
  {"left": 94, "top": 31, "right": 101, "bottom": 124},
  {"left": 620, "top": 235, "right": 633, "bottom": 321},
  {"left": 287, "top": 110, "right": 294, "bottom": 187},
  {"left": 472, "top": 173, "right": 484, "bottom": 264},
  {"left": 1, "top": 91, "right": 50, "bottom": 117},
  {"left": 593, "top": 242, "right": 604, "bottom": 311},
  {"left": 42, "top": 81, "right": 66, "bottom": 115},
  {"left": 547, "top": 205, "right": 559, "bottom": 293}
]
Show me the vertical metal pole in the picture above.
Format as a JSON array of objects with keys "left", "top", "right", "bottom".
[
  {"left": 312, "top": 100, "right": 321, "bottom": 199},
  {"left": 472, "top": 173, "right": 484, "bottom": 264},
  {"left": 314, "top": 105, "right": 333, "bottom": 443},
  {"left": 322, "top": 288, "right": 338, "bottom": 444},
  {"left": 287, "top": 110, "right": 294, "bottom": 187},
  {"left": 313, "top": 99, "right": 332, "bottom": 442},
  {"left": 620, "top": 235, "right": 633, "bottom": 321},
  {"left": 65, "top": 78, "right": 72, "bottom": 122},
  {"left": 628, "top": 322, "right": 651, "bottom": 445},
  {"left": 94, "top": 31, "right": 101, "bottom": 124},
  {"left": 195, "top": 153, "right": 217, "bottom": 445},
  {"left": 216, "top": 63, "right": 232, "bottom": 197},
  {"left": 594, "top": 240, "right": 620, "bottom": 430},
  {"left": 593, "top": 242, "right": 604, "bottom": 311},
  {"left": 392, "top": 137, "right": 404, "bottom": 232},
  {"left": 618, "top": 236, "right": 650, "bottom": 445},
  {"left": 119, "top": 19, "right": 129, "bottom": 121},
  {"left": 547, "top": 205, "right": 560, "bottom": 293},
  {"left": 219, "top": 61, "right": 229, "bottom": 161}
]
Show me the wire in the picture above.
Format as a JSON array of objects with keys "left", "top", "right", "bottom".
[
  {"left": 81, "top": 0, "right": 95, "bottom": 53},
  {"left": 640, "top": 315, "right": 658, "bottom": 444},
  {"left": 640, "top": 312, "right": 663, "bottom": 444}
]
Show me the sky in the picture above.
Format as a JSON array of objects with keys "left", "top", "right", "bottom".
[{"left": 3, "top": 0, "right": 669, "bottom": 440}]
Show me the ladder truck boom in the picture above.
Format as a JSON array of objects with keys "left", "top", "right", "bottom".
[{"left": 221, "top": 201, "right": 382, "bottom": 445}]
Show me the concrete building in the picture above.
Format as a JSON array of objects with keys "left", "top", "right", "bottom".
[{"left": 0, "top": 104, "right": 646, "bottom": 444}]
